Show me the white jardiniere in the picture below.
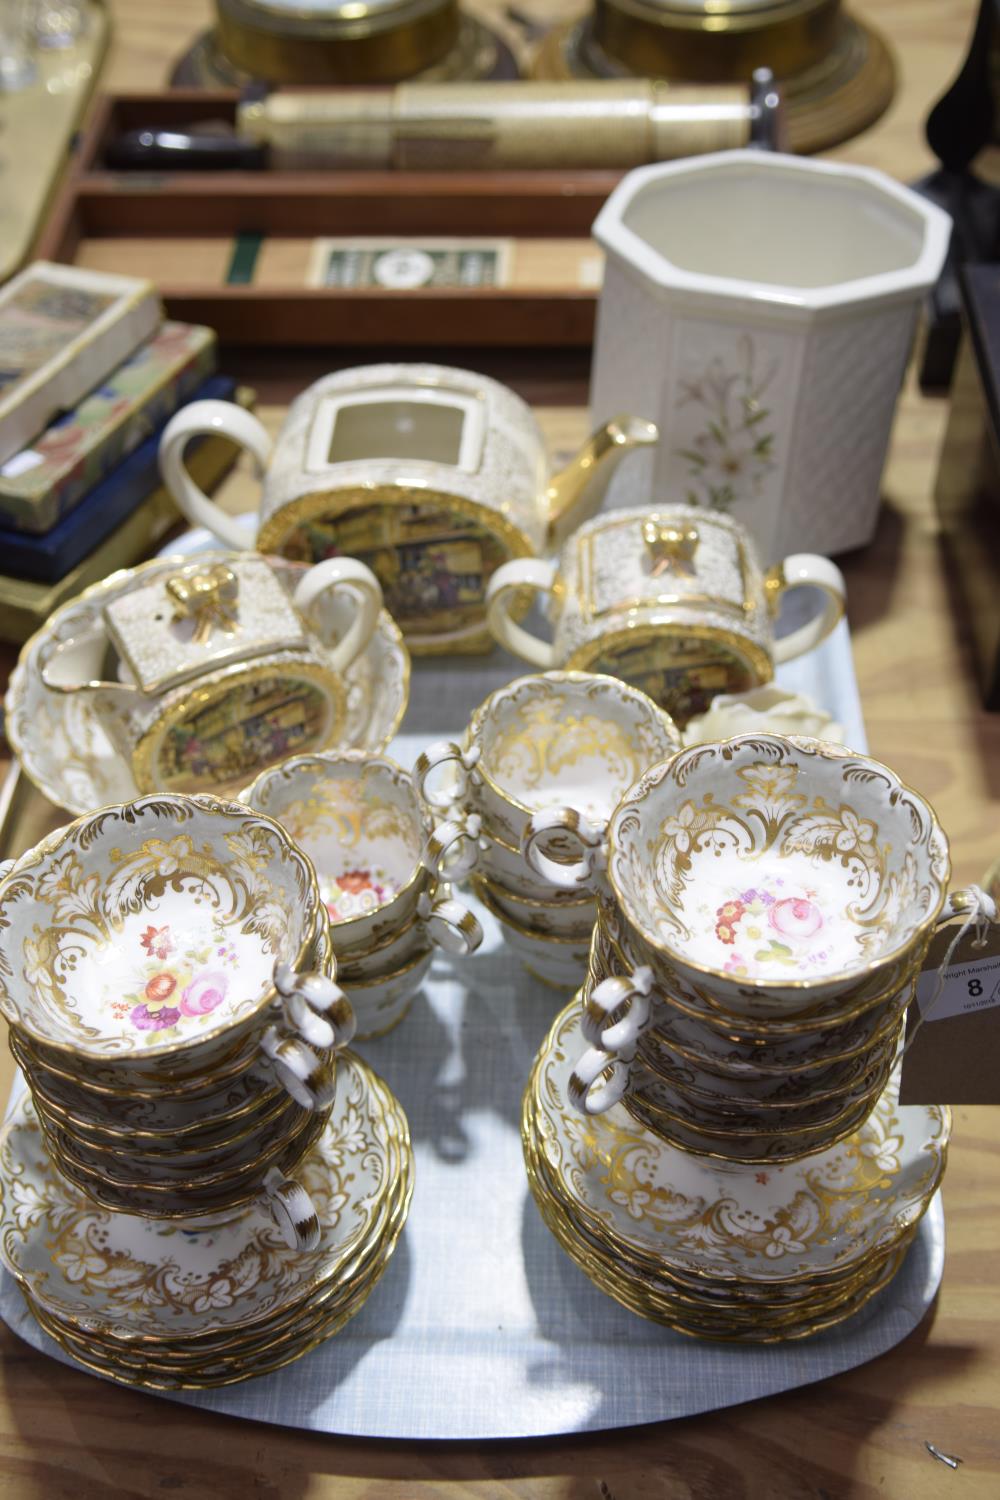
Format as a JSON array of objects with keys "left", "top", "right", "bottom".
[{"left": 589, "top": 150, "right": 952, "bottom": 560}]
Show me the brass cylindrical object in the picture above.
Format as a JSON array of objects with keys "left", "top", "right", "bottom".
[
  {"left": 392, "top": 80, "right": 750, "bottom": 167},
  {"left": 593, "top": 0, "right": 842, "bottom": 84},
  {"left": 216, "top": 0, "right": 459, "bottom": 84},
  {"left": 239, "top": 77, "right": 765, "bottom": 169}
]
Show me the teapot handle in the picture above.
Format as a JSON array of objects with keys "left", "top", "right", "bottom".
[
  {"left": 767, "top": 554, "right": 847, "bottom": 665},
  {"left": 485, "top": 559, "right": 558, "bottom": 667},
  {"left": 158, "top": 400, "right": 271, "bottom": 549},
  {"left": 293, "top": 558, "right": 383, "bottom": 675}
]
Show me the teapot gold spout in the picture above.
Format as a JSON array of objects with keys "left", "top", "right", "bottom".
[{"left": 545, "top": 415, "right": 659, "bottom": 549}]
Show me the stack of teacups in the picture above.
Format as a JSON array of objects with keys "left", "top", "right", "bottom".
[
  {"left": 242, "top": 752, "right": 483, "bottom": 1039},
  {"left": 0, "top": 793, "right": 356, "bottom": 1241},
  {"left": 519, "top": 732, "right": 975, "bottom": 1336},
  {"left": 414, "top": 671, "right": 681, "bottom": 989},
  {"left": 553, "top": 734, "right": 975, "bottom": 1164}
]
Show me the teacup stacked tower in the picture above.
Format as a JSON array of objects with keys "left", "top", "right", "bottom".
[
  {"left": 521, "top": 733, "right": 959, "bottom": 1337},
  {"left": 414, "top": 671, "right": 681, "bottom": 988},
  {"left": 243, "top": 751, "right": 484, "bottom": 1038},
  {"left": 0, "top": 793, "right": 413, "bottom": 1384}
]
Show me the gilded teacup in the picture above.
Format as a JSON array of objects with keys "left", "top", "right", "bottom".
[
  {"left": 337, "top": 947, "right": 435, "bottom": 1040},
  {"left": 415, "top": 670, "right": 680, "bottom": 898},
  {"left": 471, "top": 872, "right": 596, "bottom": 940},
  {"left": 581, "top": 906, "right": 911, "bottom": 1094},
  {"left": 0, "top": 794, "right": 352, "bottom": 1100},
  {"left": 241, "top": 751, "right": 482, "bottom": 965},
  {"left": 598, "top": 734, "right": 963, "bottom": 1020}
]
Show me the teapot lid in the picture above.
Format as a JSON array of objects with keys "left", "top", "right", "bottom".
[{"left": 103, "top": 557, "right": 309, "bottom": 695}]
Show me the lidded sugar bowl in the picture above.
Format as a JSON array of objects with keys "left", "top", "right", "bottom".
[{"left": 40, "top": 553, "right": 383, "bottom": 796}]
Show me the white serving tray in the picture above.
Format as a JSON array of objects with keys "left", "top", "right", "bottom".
[{"left": 0, "top": 620, "right": 946, "bottom": 1439}]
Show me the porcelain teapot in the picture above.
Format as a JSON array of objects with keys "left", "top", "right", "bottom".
[
  {"left": 40, "top": 553, "right": 383, "bottom": 796},
  {"left": 158, "top": 363, "right": 658, "bottom": 655}
]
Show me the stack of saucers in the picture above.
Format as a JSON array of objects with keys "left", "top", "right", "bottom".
[
  {"left": 0, "top": 1048, "right": 412, "bottom": 1388},
  {"left": 522, "top": 995, "right": 949, "bottom": 1341},
  {"left": 0, "top": 794, "right": 355, "bottom": 1231},
  {"left": 242, "top": 752, "right": 483, "bottom": 1039},
  {"left": 414, "top": 671, "right": 680, "bottom": 990}
]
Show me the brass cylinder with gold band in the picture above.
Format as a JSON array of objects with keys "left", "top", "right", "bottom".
[
  {"left": 593, "top": 0, "right": 841, "bottom": 83},
  {"left": 215, "top": 0, "right": 460, "bottom": 84},
  {"left": 532, "top": 0, "right": 895, "bottom": 154}
]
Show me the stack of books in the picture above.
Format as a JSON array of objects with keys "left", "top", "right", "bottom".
[{"left": 0, "top": 261, "right": 251, "bottom": 643}]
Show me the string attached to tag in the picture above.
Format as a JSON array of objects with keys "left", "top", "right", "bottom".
[{"left": 902, "top": 885, "right": 998, "bottom": 1056}]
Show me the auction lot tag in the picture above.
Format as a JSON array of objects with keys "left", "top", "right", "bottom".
[{"left": 900, "top": 922, "right": 1000, "bottom": 1105}]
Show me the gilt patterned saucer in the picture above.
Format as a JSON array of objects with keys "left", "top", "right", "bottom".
[
  {"left": 0, "top": 1049, "right": 408, "bottom": 1343},
  {"left": 526, "top": 996, "right": 948, "bottom": 1288}
]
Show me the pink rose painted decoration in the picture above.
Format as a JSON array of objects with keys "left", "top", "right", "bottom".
[{"left": 181, "top": 972, "right": 229, "bottom": 1017}]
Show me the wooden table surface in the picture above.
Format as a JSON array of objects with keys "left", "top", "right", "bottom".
[{"left": 2, "top": 1, "right": 999, "bottom": 1496}]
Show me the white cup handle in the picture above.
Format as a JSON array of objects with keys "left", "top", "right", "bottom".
[
  {"left": 260, "top": 1026, "right": 337, "bottom": 1112},
  {"left": 417, "top": 890, "right": 484, "bottom": 956},
  {"left": 937, "top": 885, "right": 998, "bottom": 929},
  {"left": 769, "top": 554, "right": 847, "bottom": 665},
  {"left": 293, "top": 558, "right": 383, "bottom": 676},
  {"left": 485, "top": 558, "right": 558, "bottom": 668},
  {"left": 522, "top": 807, "right": 606, "bottom": 891},
  {"left": 263, "top": 1169, "right": 321, "bottom": 1252},
  {"left": 423, "top": 814, "right": 483, "bottom": 880},
  {"left": 413, "top": 740, "right": 479, "bottom": 812},
  {"left": 158, "top": 399, "right": 271, "bottom": 549},
  {"left": 281, "top": 992, "right": 336, "bottom": 1051},
  {"left": 568, "top": 1045, "right": 631, "bottom": 1116},
  {"left": 581, "top": 969, "right": 655, "bottom": 1053},
  {"left": 273, "top": 962, "right": 356, "bottom": 1049}
]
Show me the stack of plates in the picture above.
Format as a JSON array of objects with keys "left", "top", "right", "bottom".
[
  {"left": 523, "top": 996, "right": 949, "bottom": 1342},
  {"left": 0, "top": 1049, "right": 412, "bottom": 1389}
]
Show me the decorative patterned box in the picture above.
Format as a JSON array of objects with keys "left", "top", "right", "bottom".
[
  {"left": 0, "top": 379, "right": 254, "bottom": 644},
  {"left": 0, "top": 262, "right": 161, "bottom": 466},
  {"left": 0, "top": 371, "right": 230, "bottom": 583},
  {"left": 0, "top": 321, "right": 216, "bottom": 535}
]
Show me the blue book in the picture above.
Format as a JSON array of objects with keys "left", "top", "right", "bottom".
[{"left": 0, "top": 373, "right": 236, "bottom": 582}]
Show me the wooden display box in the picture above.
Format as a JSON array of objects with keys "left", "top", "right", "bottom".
[{"left": 35, "top": 90, "right": 621, "bottom": 349}]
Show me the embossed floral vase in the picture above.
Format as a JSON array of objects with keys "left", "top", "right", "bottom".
[{"left": 590, "top": 150, "right": 951, "bottom": 561}]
